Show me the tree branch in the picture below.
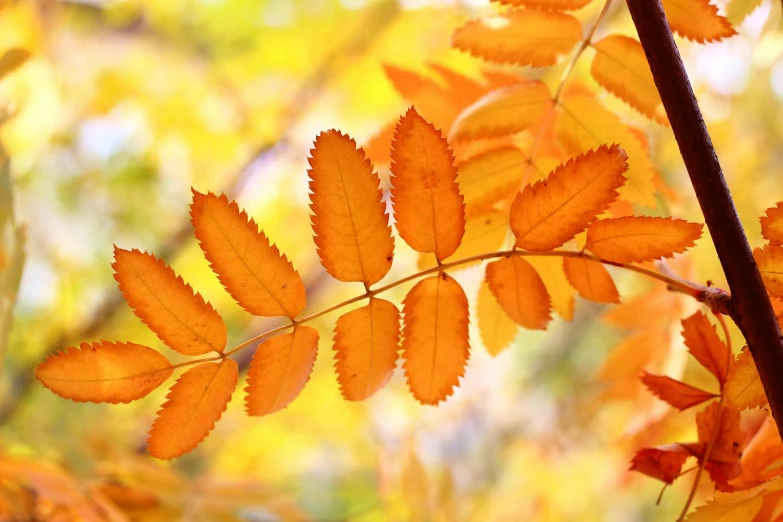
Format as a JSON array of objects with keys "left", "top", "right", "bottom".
[{"left": 626, "top": 0, "right": 783, "bottom": 429}]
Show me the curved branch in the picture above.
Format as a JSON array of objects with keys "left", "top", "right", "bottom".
[
  {"left": 221, "top": 249, "right": 719, "bottom": 360},
  {"left": 626, "top": 0, "right": 783, "bottom": 431}
]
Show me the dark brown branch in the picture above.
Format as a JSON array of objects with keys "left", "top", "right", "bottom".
[{"left": 626, "top": 0, "right": 783, "bottom": 428}]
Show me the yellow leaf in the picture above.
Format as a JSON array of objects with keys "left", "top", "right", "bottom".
[
  {"left": 685, "top": 496, "right": 762, "bottom": 521},
  {"left": 334, "top": 298, "right": 401, "bottom": 401},
  {"left": 591, "top": 35, "right": 667, "bottom": 125},
  {"left": 459, "top": 147, "right": 527, "bottom": 207},
  {"left": 585, "top": 217, "right": 703, "bottom": 264},
  {"left": 452, "top": 9, "right": 583, "bottom": 67},
  {"left": 191, "top": 191, "right": 306, "bottom": 319},
  {"left": 147, "top": 358, "right": 238, "bottom": 460},
  {"left": 486, "top": 256, "right": 552, "bottom": 329},
  {"left": 402, "top": 274, "right": 470, "bottom": 405},
  {"left": 510, "top": 145, "right": 628, "bottom": 251},
  {"left": 725, "top": 348, "right": 768, "bottom": 410},
  {"left": 682, "top": 311, "right": 733, "bottom": 387},
  {"left": 556, "top": 94, "right": 657, "bottom": 207},
  {"left": 308, "top": 130, "right": 395, "bottom": 286},
  {"left": 245, "top": 326, "right": 319, "bottom": 416},
  {"left": 755, "top": 245, "right": 783, "bottom": 298},
  {"left": 391, "top": 107, "right": 466, "bottom": 262},
  {"left": 491, "top": 0, "right": 593, "bottom": 10},
  {"left": 417, "top": 209, "right": 508, "bottom": 271},
  {"left": 112, "top": 248, "right": 227, "bottom": 356},
  {"left": 661, "top": 0, "right": 736, "bottom": 43},
  {"left": 449, "top": 82, "right": 552, "bottom": 142},
  {"left": 760, "top": 202, "right": 783, "bottom": 245},
  {"left": 726, "top": 0, "right": 764, "bottom": 25},
  {"left": 35, "top": 341, "right": 172, "bottom": 404},
  {"left": 528, "top": 256, "right": 575, "bottom": 320},
  {"left": 562, "top": 256, "right": 620, "bottom": 304},
  {"left": 477, "top": 281, "right": 518, "bottom": 356},
  {"left": 0, "top": 48, "right": 30, "bottom": 82}
]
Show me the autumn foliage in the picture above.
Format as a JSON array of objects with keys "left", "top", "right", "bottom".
[{"left": 27, "top": 0, "right": 783, "bottom": 519}]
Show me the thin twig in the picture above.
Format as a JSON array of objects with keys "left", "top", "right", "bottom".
[
  {"left": 523, "top": 0, "right": 613, "bottom": 186},
  {"left": 219, "top": 249, "right": 718, "bottom": 361},
  {"left": 677, "top": 399, "right": 724, "bottom": 520}
]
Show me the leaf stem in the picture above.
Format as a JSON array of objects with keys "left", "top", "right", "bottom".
[
  {"left": 713, "top": 311, "right": 732, "bottom": 354},
  {"left": 219, "top": 249, "right": 707, "bottom": 360},
  {"left": 677, "top": 398, "right": 724, "bottom": 521},
  {"left": 523, "top": 0, "right": 613, "bottom": 185},
  {"left": 171, "top": 355, "right": 222, "bottom": 370}
]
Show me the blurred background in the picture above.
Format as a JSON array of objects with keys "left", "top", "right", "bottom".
[{"left": 0, "top": 0, "right": 782, "bottom": 519}]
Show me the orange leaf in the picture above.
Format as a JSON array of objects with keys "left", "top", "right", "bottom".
[
  {"left": 754, "top": 245, "right": 783, "bottom": 298},
  {"left": 477, "top": 281, "right": 518, "bottom": 356},
  {"left": 510, "top": 145, "right": 628, "bottom": 251},
  {"left": 308, "top": 131, "right": 395, "bottom": 286},
  {"left": 427, "top": 63, "right": 490, "bottom": 106},
  {"left": 245, "top": 326, "right": 319, "bottom": 416},
  {"left": 661, "top": 0, "right": 736, "bottom": 43},
  {"left": 147, "top": 358, "right": 238, "bottom": 459},
  {"left": 35, "top": 341, "right": 172, "bottom": 404},
  {"left": 640, "top": 372, "right": 717, "bottom": 411},
  {"left": 682, "top": 311, "right": 732, "bottom": 387},
  {"left": 604, "top": 287, "right": 681, "bottom": 330},
  {"left": 449, "top": 83, "right": 552, "bottom": 142},
  {"left": 597, "top": 331, "right": 660, "bottom": 401},
  {"left": 391, "top": 108, "right": 465, "bottom": 261},
  {"left": 454, "top": 147, "right": 527, "bottom": 192},
  {"left": 190, "top": 191, "right": 306, "bottom": 319},
  {"left": 590, "top": 35, "right": 667, "bottom": 125},
  {"left": 555, "top": 94, "right": 657, "bottom": 207},
  {"left": 760, "top": 202, "right": 783, "bottom": 245},
  {"left": 417, "top": 209, "right": 508, "bottom": 272},
  {"left": 112, "top": 248, "right": 227, "bottom": 356},
  {"left": 381, "top": 64, "right": 462, "bottom": 131},
  {"left": 730, "top": 417, "right": 783, "bottom": 490},
  {"left": 486, "top": 257, "right": 552, "bottom": 330},
  {"left": 585, "top": 216, "right": 703, "bottom": 263},
  {"left": 402, "top": 274, "right": 470, "bottom": 405},
  {"left": 562, "top": 256, "right": 620, "bottom": 304},
  {"left": 491, "top": 0, "right": 593, "bottom": 10},
  {"left": 381, "top": 64, "right": 524, "bottom": 134},
  {"left": 629, "top": 445, "right": 691, "bottom": 484},
  {"left": 364, "top": 121, "right": 396, "bottom": 168},
  {"left": 334, "top": 298, "right": 401, "bottom": 401},
  {"left": 696, "top": 402, "right": 744, "bottom": 478},
  {"left": 452, "top": 9, "right": 582, "bottom": 67},
  {"left": 725, "top": 348, "right": 768, "bottom": 410}
]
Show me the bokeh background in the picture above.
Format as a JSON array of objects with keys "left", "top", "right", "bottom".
[{"left": 1, "top": 0, "right": 782, "bottom": 519}]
